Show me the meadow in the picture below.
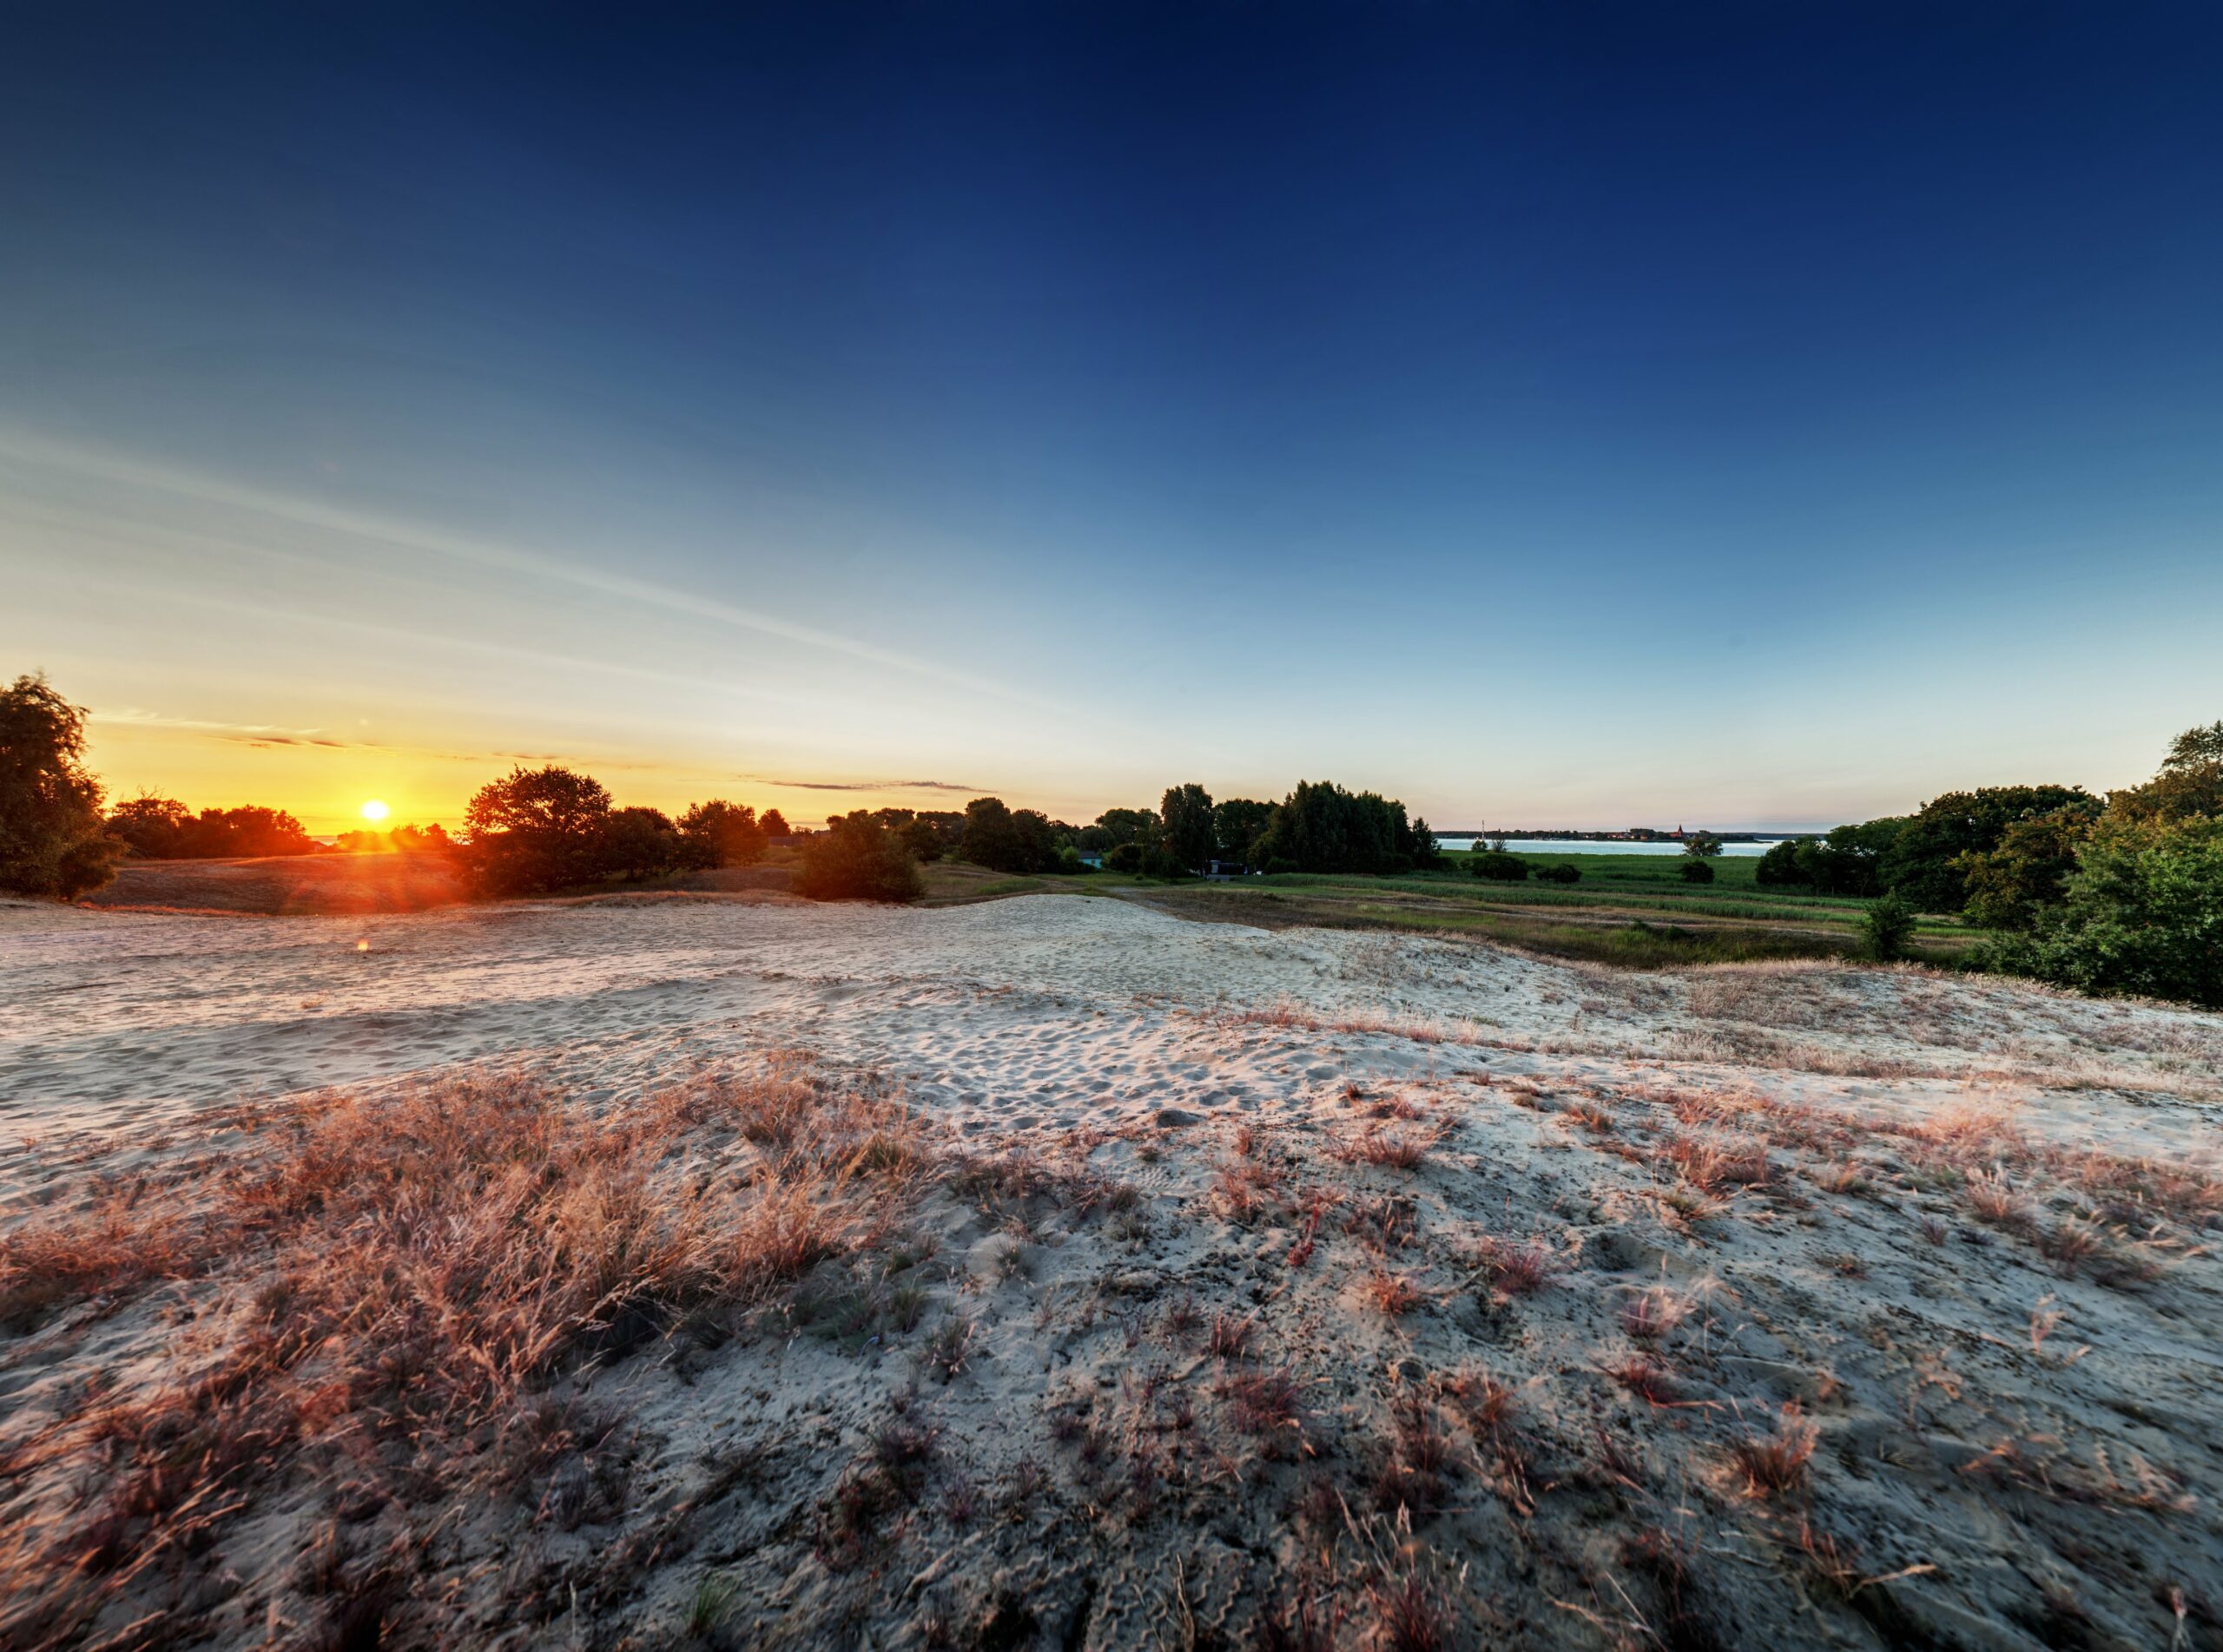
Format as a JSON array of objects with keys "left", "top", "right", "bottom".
[{"left": 923, "top": 852, "right": 1991, "bottom": 970}]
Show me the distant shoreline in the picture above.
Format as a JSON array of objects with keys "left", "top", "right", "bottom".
[{"left": 1438, "top": 829, "right": 1798, "bottom": 843}]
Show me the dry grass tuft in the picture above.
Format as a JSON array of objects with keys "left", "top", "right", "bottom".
[
  {"left": 1367, "top": 1271, "right": 1424, "bottom": 1317},
  {"left": 1731, "top": 1404, "right": 1818, "bottom": 1497}
]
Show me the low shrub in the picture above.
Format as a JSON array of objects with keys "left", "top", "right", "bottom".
[
  {"left": 1470, "top": 852, "right": 1529, "bottom": 882},
  {"left": 1678, "top": 859, "right": 1714, "bottom": 885},
  {"left": 1538, "top": 862, "right": 1581, "bottom": 884},
  {"left": 1863, "top": 890, "right": 1916, "bottom": 959}
]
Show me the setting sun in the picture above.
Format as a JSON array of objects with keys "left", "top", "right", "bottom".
[{"left": 360, "top": 800, "right": 390, "bottom": 822}]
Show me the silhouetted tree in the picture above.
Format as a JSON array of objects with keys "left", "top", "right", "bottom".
[
  {"left": 456, "top": 766, "right": 613, "bottom": 895},
  {"left": 107, "top": 794, "right": 192, "bottom": 858},
  {"left": 1250, "top": 780, "right": 1422, "bottom": 873},
  {"left": 795, "top": 814, "right": 922, "bottom": 902},
  {"left": 600, "top": 806, "right": 684, "bottom": 880},
  {"left": 759, "top": 808, "right": 792, "bottom": 839},
  {"left": 0, "top": 674, "right": 120, "bottom": 898},
  {"left": 1160, "top": 783, "right": 1216, "bottom": 873},
  {"left": 1682, "top": 833, "right": 1724, "bottom": 859},
  {"left": 177, "top": 806, "right": 317, "bottom": 858},
  {"left": 1212, "top": 798, "right": 1275, "bottom": 862},
  {"left": 678, "top": 800, "right": 765, "bottom": 868},
  {"left": 960, "top": 796, "right": 1061, "bottom": 874}
]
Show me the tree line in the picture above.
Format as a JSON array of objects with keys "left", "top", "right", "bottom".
[{"left": 6, "top": 670, "right": 2213, "bottom": 1007}]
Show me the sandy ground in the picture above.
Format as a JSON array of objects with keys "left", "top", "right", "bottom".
[
  {"left": 2, "top": 892, "right": 2220, "bottom": 1650},
  {"left": 4, "top": 891, "right": 2215, "bottom": 1159}
]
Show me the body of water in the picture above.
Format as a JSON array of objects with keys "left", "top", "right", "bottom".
[{"left": 1441, "top": 837, "right": 1777, "bottom": 857}]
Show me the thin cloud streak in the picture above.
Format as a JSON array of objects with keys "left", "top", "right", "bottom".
[
  {"left": 744, "top": 776, "right": 981, "bottom": 793},
  {"left": 0, "top": 431, "right": 1062, "bottom": 713}
]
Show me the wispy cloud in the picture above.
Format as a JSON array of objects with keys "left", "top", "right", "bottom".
[
  {"left": 2, "top": 430, "right": 1061, "bottom": 711},
  {"left": 746, "top": 775, "right": 981, "bottom": 793},
  {"left": 97, "top": 708, "right": 363, "bottom": 749}
]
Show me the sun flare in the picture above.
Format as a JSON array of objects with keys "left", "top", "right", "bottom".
[{"left": 360, "top": 799, "right": 391, "bottom": 822}]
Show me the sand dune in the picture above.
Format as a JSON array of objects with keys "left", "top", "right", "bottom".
[{"left": 1, "top": 892, "right": 2219, "bottom": 1650}]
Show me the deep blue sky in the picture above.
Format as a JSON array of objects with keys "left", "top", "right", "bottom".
[{"left": 4, "top": 3, "right": 2220, "bottom": 830}]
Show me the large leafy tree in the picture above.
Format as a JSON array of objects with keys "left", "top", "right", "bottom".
[
  {"left": 456, "top": 765, "right": 613, "bottom": 895},
  {"left": 1957, "top": 802, "right": 2103, "bottom": 930},
  {"left": 0, "top": 674, "right": 120, "bottom": 898},
  {"left": 1159, "top": 783, "right": 1216, "bottom": 872},
  {"left": 1213, "top": 798, "right": 1275, "bottom": 861},
  {"left": 960, "top": 796, "right": 1061, "bottom": 873},
  {"left": 1250, "top": 780, "right": 1425, "bottom": 873},
  {"left": 2107, "top": 721, "right": 2223, "bottom": 824},
  {"left": 107, "top": 794, "right": 193, "bottom": 858},
  {"left": 1882, "top": 786, "right": 2095, "bottom": 912},
  {"left": 677, "top": 800, "right": 765, "bottom": 868}
]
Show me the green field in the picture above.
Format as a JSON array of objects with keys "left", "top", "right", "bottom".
[{"left": 916, "top": 848, "right": 1989, "bottom": 970}]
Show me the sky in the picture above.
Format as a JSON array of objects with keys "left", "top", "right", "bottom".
[{"left": 4, "top": 3, "right": 2220, "bottom": 834}]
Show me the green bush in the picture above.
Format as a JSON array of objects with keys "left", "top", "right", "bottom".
[
  {"left": 1538, "top": 862, "right": 1581, "bottom": 884},
  {"left": 1863, "top": 891, "right": 1916, "bottom": 960},
  {"left": 1974, "top": 819, "right": 2222, "bottom": 1007},
  {"left": 795, "top": 815, "right": 923, "bottom": 903},
  {"left": 0, "top": 674, "right": 120, "bottom": 898},
  {"left": 1261, "top": 857, "right": 1299, "bottom": 876},
  {"left": 1678, "top": 859, "right": 1714, "bottom": 885},
  {"left": 1470, "top": 852, "right": 1529, "bottom": 882},
  {"left": 1103, "top": 842, "right": 1144, "bottom": 873}
]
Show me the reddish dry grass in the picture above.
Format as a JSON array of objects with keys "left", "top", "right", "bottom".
[
  {"left": 1221, "top": 1369, "right": 1303, "bottom": 1440},
  {"left": 1367, "top": 1271, "right": 1424, "bottom": 1317},
  {"left": 1343, "top": 1126, "right": 1437, "bottom": 1171},
  {"left": 1606, "top": 1355, "right": 1679, "bottom": 1406},
  {"left": 1474, "top": 1236, "right": 1553, "bottom": 1299},
  {"left": 1731, "top": 1405, "right": 1818, "bottom": 1497},
  {"left": 0, "top": 1064, "right": 927, "bottom": 1649}
]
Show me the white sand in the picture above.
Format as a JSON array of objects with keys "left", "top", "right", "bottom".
[
  {"left": 4, "top": 890, "right": 2216, "bottom": 1160},
  {"left": 4, "top": 892, "right": 2221, "bottom": 1651}
]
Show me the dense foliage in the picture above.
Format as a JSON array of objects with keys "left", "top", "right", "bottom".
[
  {"left": 453, "top": 767, "right": 712, "bottom": 893},
  {"left": 1249, "top": 780, "right": 1436, "bottom": 873},
  {"left": 1160, "top": 783, "right": 1217, "bottom": 873},
  {"left": 1975, "top": 817, "right": 2223, "bottom": 1007},
  {"left": 959, "top": 796, "right": 1065, "bottom": 874},
  {"left": 677, "top": 800, "right": 767, "bottom": 867},
  {"left": 1757, "top": 724, "right": 2220, "bottom": 1006},
  {"left": 107, "top": 798, "right": 318, "bottom": 859},
  {"left": 795, "top": 814, "right": 923, "bottom": 902},
  {"left": 0, "top": 674, "right": 120, "bottom": 898},
  {"left": 1755, "top": 818, "right": 1907, "bottom": 898},
  {"left": 454, "top": 767, "right": 619, "bottom": 895}
]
